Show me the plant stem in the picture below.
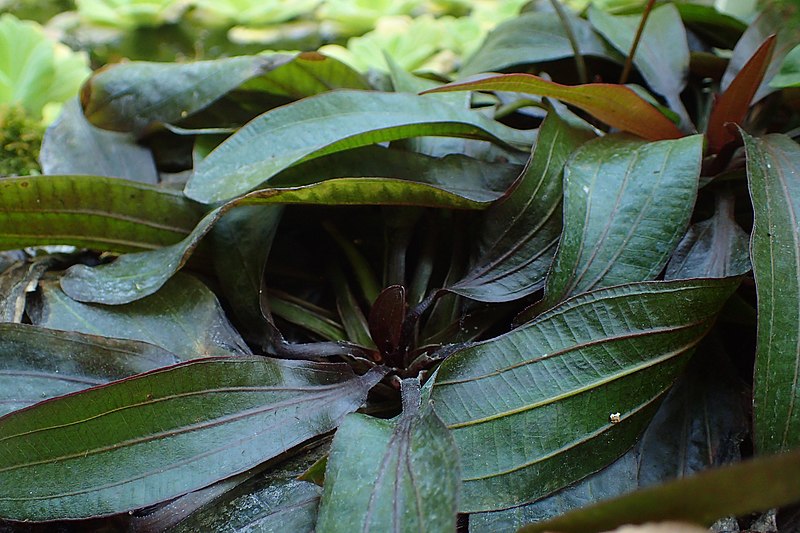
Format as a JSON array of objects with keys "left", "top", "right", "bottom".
[
  {"left": 549, "top": 0, "right": 588, "bottom": 84},
  {"left": 619, "top": 0, "right": 657, "bottom": 85}
]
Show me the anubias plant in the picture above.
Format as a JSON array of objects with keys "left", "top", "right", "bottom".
[{"left": 1, "top": 1, "right": 800, "bottom": 531}]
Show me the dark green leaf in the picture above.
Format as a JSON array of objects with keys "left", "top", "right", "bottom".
[
  {"left": 431, "top": 277, "right": 739, "bottom": 512},
  {"left": 0, "top": 255, "right": 61, "bottom": 322},
  {"left": 82, "top": 55, "right": 280, "bottom": 134},
  {"left": 0, "top": 175, "right": 204, "bottom": 254},
  {"left": 589, "top": 4, "right": 691, "bottom": 128},
  {"left": 675, "top": 4, "right": 746, "bottom": 49},
  {"left": 267, "top": 290, "right": 347, "bottom": 342},
  {"left": 40, "top": 99, "right": 159, "bottom": 184},
  {"left": 743, "top": 132, "right": 800, "bottom": 454},
  {"left": 316, "top": 379, "right": 459, "bottom": 532},
  {"left": 470, "top": 337, "right": 748, "bottom": 530},
  {"left": 665, "top": 191, "right": 751, "bottom": 280},
  {"left": 0, "top": 323, "right": 180, "bottom": 416},
  {"left": 450, "top": 111, "right": 594, "bottom": 302},
  {"left": 186, "top": 91, "right": 533, "bottom": 203},
  {"left": 519, "top": 449, "right": 800, "bottom": 533},
  {"left": 33, "top": 274, "right": 250, "bottom": 357},
  {"left": 540, "top": 134, "right": 702, "bottom": 310},
  {"left": 0, "top": 358, "right": 386, "bottom": 520},
  {"left": 459, "top": 11, "right": 618, "bottom": 78}
]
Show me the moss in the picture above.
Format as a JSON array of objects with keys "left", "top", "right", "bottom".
[{"left": 0, "top": 104, "right": 44, "bottom": 177}]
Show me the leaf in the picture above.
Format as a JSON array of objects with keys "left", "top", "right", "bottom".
[
  {"left": 540, "top": 134, "right": 702, "bottom": 310},
  {"left": 588, "top": 4, "right": 691, "bottom": 128},
  {"left": 0, "top": 175, "right": 204, "bottom": 254},
  {"left": 0, "top": 323, "right": 180, "bottom": 417},
  {"left": 0, "top": 255, "right": 61, "bottom": 322},
  {"left": 316, "top": 379, "right": 459, "bottom": 533},
  {"left": 721, "top": 8, "right": 800, "bottom": 102},
  {"left": 771, "top": 44, "right": 800, "bottom": 88},
  {"left": 267, "top": 290, "right": 347, "bottom": 342},
  {"left": 519, "top": 449, "right": 800, "bottom": 533},
  {"left": 185, "top": 90, "right": 534, "bottom": 203},
  {"left": 60, "top": 177, "right": 500, "bottom": 305},
  {"left": 675, "top": 4, "right": 747, "bottom": 49},
  {"left": 707, "top": 35, "right": 777, "bottom": 154},
  {"left": 743, "top": 132, "right": 800, "bottom": 454},
  {"left": 368, "top": 285, "right": 406, "bottom": 360},
  {"left": 665, "top": 191, "right": 751, "bottom": 280},
  {"left": 0, "top": 358, "right": 386, "bottom": 521},
  {"left": 423, "top": 74, "right": 684, "bottom": 141},
  {"left": 32, "top": 274, "right": 250, "bottom": 357},
  {"left": 430, "top": 277, "right": 740, "bottom": 512},
  {"left": 81, "top": 55, "right": 280, "bottom": 134},
  {"left": 459, "top": 11, "right": 618, "bottom": 78},
  {"left": 470, "top": 336, "right": 749, "bottom": 531},
  {"left": 39, "top": 99, "right": 159, "bottom": 184},
  {"left": 449, "top": 110, "right": 595, "bottom": 302}
]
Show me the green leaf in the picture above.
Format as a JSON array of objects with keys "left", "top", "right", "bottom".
[
  {"left": 267, "top": 290, "right": 348, "bottom": 342},
  {"left": 39, "top": 99, "right": 159, "bottom": 184},
  {"left": 33, "top": 274, "right": 250, "bottom": 357},
  {"left": 316, "top": 379, "right": 459, "bottom": 533},
  {"left": 665, "top": 191, "right": 751, "bottom": 280},
  {"left": 540, "top": 134, "right": 702, "bottom": 310},
  {"left": 60, "top": 177, "right": 501, "bottom": 305},
  {"left": 675, "top": 3, "right": 746, "bottom": 49},
  {"left": 0, "top": 255, "right": 60, "bottom": 322},
  {"left": 186, "top": 90, "right": 533, "bottom": 203},
  {"left": 459, "top": 11, "right": 617, "bottom": 78},
  {"left": 589, "top": 4, "right": 691, "bottom": 128},
  {"left": 470, "top": 337, "right": 748, "bottom": 530},
  {"left": 0, "top": 359, "right": 385, "bottom": 520},
  {"left": 424, "top": 74, "right": 684, "bottom": 141},
  {"left": 0, "top": 323, "right": 180, "bottom": 417},
  {"left": 0, "top": 175, "right": 204, "bottom": 254},
  {"left": 450, "top": 111, "right": 594, "bottom": 302},
  {"left": 82, "top": 55, "right": 279, "bottom": 133},
  {"left": 771, "top": 44, "right": 800, "bottom": 88},
  {"left": 744, "top": 132, "right": 800, "bottom": 454},
  {"left": 519, "top": 449, "right": 800, "bottom": 533},
  {"left": 430, "top": 277, "right": 739, "bottom": 512}
]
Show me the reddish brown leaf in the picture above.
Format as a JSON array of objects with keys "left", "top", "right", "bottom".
[
  {"left": 706, "top": 35, "right": 777, "bottom": 153},
  {"left": 422, "top": 74, "right": 684, "bottom": 141}
]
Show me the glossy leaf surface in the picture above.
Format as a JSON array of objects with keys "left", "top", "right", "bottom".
[
  {"left": 459, "top": 11, "right": 616, "bottom": 77},
  {"left": 0, "top": 323, "right": 180, "bottom": 416},
  {"left": 744, "top": 132, "right": 800, "bottom": 454},
  {"left": 541, "top": 134, "right": 702, "bottom": 308},
  {"left": 424, "top": 74, "right": 684, "bottom": 141},
  {"left": 35, "top": 274, "right": 250, "bottom": 357},
  {"left": 0, "top": 359, "right": 385, "bottom": 520},
  {"left": 589, "top": 4, "right": 690, "bottom": 128},
  {"left": 0, "top": 175, "right": 204, "bottom": 254},
  {"left": 520, "top": 448, "right": 800, "bottom": 533},
  {"left": 431, "top": 277, "right": 739, "bottom": 512},
  {"left": 40, "top": 99, "right": 159, "bottom": 184},
  {"left": 186, "top": 90, "right": 533, "bottom": 203},
  {"left": 317, "top": 380, "right": 459, "bottom": 532},
  {"left": 450, "top": 111, "right": 594, "bottom": 302}
]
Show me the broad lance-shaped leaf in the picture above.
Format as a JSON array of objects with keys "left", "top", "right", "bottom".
[
  {"left": 82, "top": 55, "right": 280, "bottom": 133},
  {"left": 459, "top": 11, "right": 617, "bottom": 78},
  {"left": 0, "top": 358, "right": 386, "bottom": 521},
  {"left": 0, "top": 175, "right": 204, "bottom": 254},
  {"left": 35, "top": 274, "right": 250, "bottom": 358},
  {"left": 423, "top": 74, "right": 684, "bottom": 141},
  {"left": 665, "top": 190, "right": 751, "bottom": 280},
  {"left": 520, "top": 449, "right": 800, "bottom": 533},
  {"left": 707, "top": 35, "right": 776, "bottom": 154},
  {"left": 589, "top": 4, "right": 691, "bottom": 129},
  {"left": 0, "top": 323, "right": 180, "bottom": 416},
  {"left": 40, "top": 99, "right": 159, "bottom": 184},
  {"left": 539, "top": 134, "right": 702, "bottom": 311},
  {"left": 430, "top": 277, "right": 740, "bottom": 512},
  {"left": 316, "top": 379, "right": 459, "bottom": 533},
  {"left": 470, "top": 337, "right": 749, "bottom": 530},
  {"left": 185, "top": 90, "right": 534, "bottom": 203},
  {"left": 450, "top": 111, "right": 595, "bottom": 303},
  {"left": 744, "top": 132, "right": 800, "bottom": 454},
  {"left": 62, "top": 177, "right": 499, "bottom": 305}
]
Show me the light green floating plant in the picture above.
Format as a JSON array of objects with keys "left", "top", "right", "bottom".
[
  {"left": 192, "top": 0, "right": 322, "bottom": 27},
  {"left": 0, "top": 14, "right": 90, "bottom": 124},
  {"left": 75, "top": 0, "right": 190, "bottom": 29}
]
